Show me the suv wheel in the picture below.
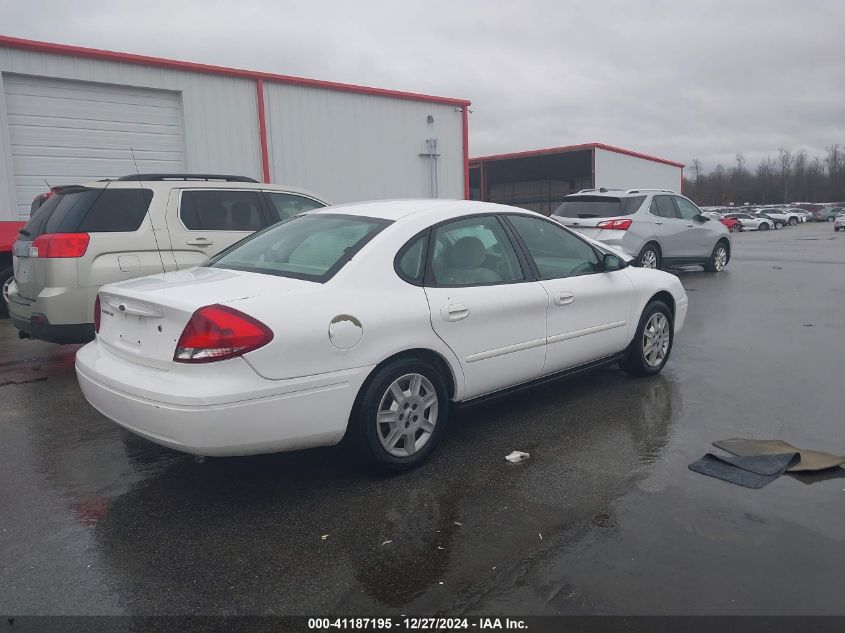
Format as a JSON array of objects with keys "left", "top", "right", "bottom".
[
  {"left": 636, "top": 244, "right": 661, "bottom": 269},
  {"left": 0, "top": 266, "right": 12, "bottom": 318},
  {"left": 827, "top": 216, "right": 835, "bottom": 222},
  {"left": 774, "top": 221, "right": 784, "bottom": 229},
  {"left": 704, "top": 241, "right": 729, "bottom": 272},
  {"left": 759, "top": 222, "right": 770, "bottom": 231},
  {"left": 351, "top": 358, "right": 450, "bottom": 472},
  {"left": 620, "top": 300, "right": 674, "bottom": 377}
]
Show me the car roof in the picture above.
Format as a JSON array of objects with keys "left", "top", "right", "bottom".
[
  {"left": 66, "top": 178, "right": 327, "bottom": 202},
  {"left": 309, "top": 199, "right": 544, "bottom": 223},
  {"left": 564, "top": 188, "right": 677, "bottom": 198}
]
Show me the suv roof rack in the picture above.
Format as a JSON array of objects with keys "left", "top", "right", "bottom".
[
  {"left": 575, "top": 188, "right": 624, "bottom": 194},
  {"left": 625, "top": 188, "right": 674, "bottom": 194},
  {"left": 116, "top": 174, "right": 259, "bottom": 183}
]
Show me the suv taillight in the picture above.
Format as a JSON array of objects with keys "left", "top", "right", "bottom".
[
  {"left": 174, "top": 304, "right": 273, "bottom": 363},
  {"left": 94, "top": 295, "right": 101, "bottom": 334},
  {"left": 30, "top": 233, "right": 90, "bottom": 258},
  {"left": 596, "top": 218, "right": 633, "bottom": 230}
]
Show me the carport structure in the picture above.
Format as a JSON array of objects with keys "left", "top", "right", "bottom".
[{"left": 470, "top": 143, "right": 685, "bottom": 215}]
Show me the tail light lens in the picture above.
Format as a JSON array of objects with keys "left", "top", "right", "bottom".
[
  {"left": 174, "top": 304, "right": 273, "bottom": 363},
  {"left": 596, "top": 218, "right": 633, "bottom": 230},
  {"left": 94, "top": 295, "right": 101, "bottom": 334},
  {"left": 30, "top": 233, "right": 90, "bottom": 258}
]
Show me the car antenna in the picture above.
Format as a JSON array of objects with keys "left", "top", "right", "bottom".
[
  {"left": 42, "top": 178, "right": 52, "bottom": 191},
  {"left": 130, "top": 148, "right": 167, "bottom": 274}
]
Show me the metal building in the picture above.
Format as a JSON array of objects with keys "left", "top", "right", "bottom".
[
  {"left": 0, "top": 36, "right": 470, "bottom": 220},
  {"left": 469, "top": 143, "right": 685, "bottom": 215}
]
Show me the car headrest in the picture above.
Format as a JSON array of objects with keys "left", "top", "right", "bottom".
[{"left": 448, "top": 236, "right": 487, "bottom": 269}]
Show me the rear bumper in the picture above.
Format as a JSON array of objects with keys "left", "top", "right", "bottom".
[
  {"left": 6, "top": 279, "right": 95, "bottom": 343},
  {"left": 75, "top": 341, "right": 373, "bottom": 456}
]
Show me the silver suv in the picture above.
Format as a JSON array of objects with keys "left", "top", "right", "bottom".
[
  {"left": 551, "top": 188, "right": 731, "bottom": 272},
  {"left": 5, "top": 174, "right": 326, "bottom": 343}
]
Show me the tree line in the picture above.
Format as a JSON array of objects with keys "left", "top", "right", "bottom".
[{"left": 683, "top": 145, "right": 845, "bottom": 206}]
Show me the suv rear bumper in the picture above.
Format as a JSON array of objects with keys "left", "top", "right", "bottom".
[{"left": 5, "top": 279, "right": 94, "bottom": 344}]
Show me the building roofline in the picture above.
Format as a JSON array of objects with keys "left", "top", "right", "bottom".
[
  {"left": 0, "top": 35, "right": 471, "bottom": 107},
  {"left": 470, "top": 142, "right": 685, "bottom": 169}
]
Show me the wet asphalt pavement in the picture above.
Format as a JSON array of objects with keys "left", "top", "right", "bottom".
[{"left": 1, "top": 221, "right": 844, "bottom": 616}]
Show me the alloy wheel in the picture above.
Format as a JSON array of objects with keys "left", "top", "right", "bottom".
[
  {"left": 640, "top": 249, "right": 658, "bottom": 269},
  {"left": 642, "top": 312, "right": 671, "bottom": 368},
  {"left": 376, "top": 373, "right": 439, "bottom": 457},
  {"left": 714, "top": 246, "right": 728, "bottom": 271}
]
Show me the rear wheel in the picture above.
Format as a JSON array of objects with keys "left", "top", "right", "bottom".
[
  {"left": 636, "top": 243, "right": 661, "bottom": 269},
  {"left": 827, "top": 216, "right": 835, "bottom": 222},
  {"left": 729, "top": 223, "right": 740, "bottom": 232},
  {"left": 620, "top": 300, "right": 674, "bottom": 377},
  {"left": 351, "top": 358, "right": 450, "bottom": 472},
  {"left": 788, "top": 217, "right": 798, "bottom": 226},
  {"left": 774, "top": 221, "right": 784, "bottom": 229},
  {"left": 704, "top": 241, "right": 730, "bottom": 272},
  {"left": 0, "top": 266, "right": 12, "bottom": 318}
]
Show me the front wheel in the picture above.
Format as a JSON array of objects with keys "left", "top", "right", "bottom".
[
  {"left": 828, "top": 216, "right": 836, "bottom": 222},
  {"left": 704, "top": 242, "right": 729, "bottom": 272},
  {"left": 788, "top": 217, "right": 798, "bottom": 226},
  {"left": 351, "top": 358, "right": 450, "bottom": 472},
  {"left": 0, "top": 266, "right": 13, "bottom": 318},
  {"left": 759, "top": 222, "right": 770, "bottom": 231},
  {"left": 774, "top": 221, "right": 784, "bottom": 229},
  {"left": 620, "top": 300, "right": 674, "bottom": 377}
]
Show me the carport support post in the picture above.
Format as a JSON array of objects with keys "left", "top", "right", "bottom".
[{"left": 256, "top": 79, "right": 271, "bottom": 184}]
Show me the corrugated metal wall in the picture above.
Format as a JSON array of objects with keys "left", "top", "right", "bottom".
[
  {"left": 594, "top": 148, "right": 682, "bottom": 193},
  {"left": 0, "top": 44, "right": 466, "bottom": 220},
  {"left": 262, "top": 83, "right": 464, "bottom": 204}
]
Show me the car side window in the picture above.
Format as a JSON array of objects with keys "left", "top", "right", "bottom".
[
  {"left": 180, "top": 190, "right": 265, "bottom": 231},
  {"left": 428, "top": 216, "right": 524, "bottom": 286},
  {"left": 654, "top": 195, "right": 679, "bottom": 219},
  {"left": 264, "top": 192, "right": 325, "bottom": 221},
  {"left": 675, "top": 196, "right": 702, "bottom": 221},
  {"left": 396, "top": 232, "right": 428, "bottom": 284},
  {"left": 507, "top": 215, "right": 600, "bottom": 279}
]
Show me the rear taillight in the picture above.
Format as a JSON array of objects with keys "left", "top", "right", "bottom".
[
  {"left": 30, "top": 233, "right": 90, "bottom": 258},
  {"left": 596, "top": 218, "right": 633, "bottom": 230},
  {"left": 174, "top": 304, "right": 273, "bottom": 363},
  {"left": 94, "top": 295, "right": 101, "bottom": 334}
]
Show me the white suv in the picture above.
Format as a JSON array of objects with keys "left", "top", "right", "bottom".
[{"left": 5, "top": 174, "right": 326, "bottom": 343}]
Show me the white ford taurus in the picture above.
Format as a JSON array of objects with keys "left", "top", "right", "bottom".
[{"left": 76, "top": 200, "right": 688, "bottom": 471}]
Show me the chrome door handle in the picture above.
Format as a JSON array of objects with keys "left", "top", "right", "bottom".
[
  {"left": 686, "top": 223, "right": 694, "bottom": 227},
  {"left": 186, "top": 238, "right": 213, "bottom": 246},
  {"left": 441, "top": 303, "right": 470, "bottom": 322},
  {"left": 655, "top": 221, "right": 664, "bottom": 225},
  {"left": 554, "top": 292, "right": 575, "bottom": 306}
]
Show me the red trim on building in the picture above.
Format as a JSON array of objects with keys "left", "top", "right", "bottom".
[
  {"left": 0, "top": 35, "right": 471, "bottom": 107},
  {"left": 461, "top": 107, "right": 470, "bottom": 199},
  {"left": 255, "top": 80, "right": 271, "bottom": 183},
  {"left": 471, "top": 142, "right": 684, "bottom": 169}
]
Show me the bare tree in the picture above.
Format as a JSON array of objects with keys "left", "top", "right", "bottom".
[{"left": 777, "top": 149, "right": 794, "bottom": 203}]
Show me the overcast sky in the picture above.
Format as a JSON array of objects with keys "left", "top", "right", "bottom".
[{"left": 2, "top": 0, "right": 843, "bottom": 171}]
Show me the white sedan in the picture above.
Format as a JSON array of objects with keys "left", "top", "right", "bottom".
[
  {"left": 724, "top": 213, "right": 773, "bottom": 231},
  {"left": 76, "top": 201, "right": 688, "bottom": 471}
]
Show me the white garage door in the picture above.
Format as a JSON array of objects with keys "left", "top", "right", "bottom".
[{"left": 3, "top": 74, "right": 185, "bottom": 218}]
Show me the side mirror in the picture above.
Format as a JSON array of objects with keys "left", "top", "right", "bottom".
[
  {"left": 602, "top": 253, "right": 626, "bottom": 271},
  {"left": 697, "top": 214, "right": 710, "bottom": 222}
]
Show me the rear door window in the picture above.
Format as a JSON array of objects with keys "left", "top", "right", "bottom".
[
  {"left": 553, "top": 195, "right": 645, "bottom": 219},
  {"left": 653, "top": 195, "right": 680, "bottom": 219},
  {"left": 264, "top": 192, "right": 325, "bottom": 221},
  {"left": 180, "top": 190, "right": 265, "bottom": 231}
]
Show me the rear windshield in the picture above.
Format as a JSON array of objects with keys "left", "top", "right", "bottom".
[
  {"left": 207, "top": 213, "right": 391, "bottom": 283},
  {"left": 552, "top": 195, "right": 646, "bottom": 218},
  {"left": 19, "top": 187, "right": 153, "bottom": 239}
]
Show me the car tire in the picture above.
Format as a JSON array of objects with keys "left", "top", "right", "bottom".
[
  {"left": 620, "top": 300, "right": 674, "bottom": 377},
  {"left": 827, "top": 216, "right": 835, "bottom": 222},
  {"left": 636, "top": 243, "right": 661, "bottom": 269},
  {"left": 759, "top": 222, "right": 769, "bottom": 231},
  {"left": 774, "top": 221, "right": 784, "bottom": 229},
  {"left": 788, "top": 217, "right": 798, "bottom": 226},
  {"left": 729, "top": 223, "right": 740, "bottom": 233},
  {"left": 350, "top": 357, "right": 450, "bottom": 473},
  {"left": 704, "top": 241, "right": 730, "bottom": 272},
  {"left": 0, "top": 266, "right": 12, "bottom": 318}
]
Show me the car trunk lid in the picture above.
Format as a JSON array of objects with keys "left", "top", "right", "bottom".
[{"left": 96, "top": 267, "right": 315, "bottom": 369}]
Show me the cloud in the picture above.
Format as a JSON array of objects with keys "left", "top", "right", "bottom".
[{"left": 2, "top": 0, "right": 843, "bottom": 170}]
